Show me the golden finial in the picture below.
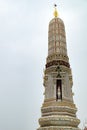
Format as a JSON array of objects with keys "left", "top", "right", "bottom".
[{"left": 54, "top": 4, "right": 58, "bottom": 17}]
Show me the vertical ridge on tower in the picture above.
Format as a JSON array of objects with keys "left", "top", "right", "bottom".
[{"left": 37, "top": 5, "right": 80, "bottom": 130}]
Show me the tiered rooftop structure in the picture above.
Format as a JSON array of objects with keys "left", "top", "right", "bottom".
[{"left": 37, "top": 5, "right": 80, "bottom": 130}]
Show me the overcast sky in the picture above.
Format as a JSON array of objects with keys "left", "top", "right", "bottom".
[{"left": 0, "top": 0, "right": 87, "bottom": 130}]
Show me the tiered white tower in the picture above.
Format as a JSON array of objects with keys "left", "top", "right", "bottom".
[{"left": 37, "top": 5, "right": 80, "bottom": 130}]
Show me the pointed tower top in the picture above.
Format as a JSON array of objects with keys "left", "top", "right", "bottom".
[{"left": 54, "top": 4, "right": 59, "bottom": 17}]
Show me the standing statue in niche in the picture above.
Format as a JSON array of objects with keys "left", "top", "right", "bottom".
[{"left": 56, "top": 65, "right": 62, "bottom": 101}]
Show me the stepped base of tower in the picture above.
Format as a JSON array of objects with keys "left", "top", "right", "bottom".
[
  {"left": 37, "top": 126, "right": 80, "bottom": 130},
  {"left": 37, "top": 115, "right": 80, "bottom": 130},
  {"left": 38, "top": 115, "right": 80, "bottom": 126},
  {"left": 37, "top": 100, "right": 80, "bottom": 130}
]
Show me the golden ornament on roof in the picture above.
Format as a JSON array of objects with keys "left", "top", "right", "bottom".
[{"left": 54, "top": 4, "right": 59, "bottom": 17}]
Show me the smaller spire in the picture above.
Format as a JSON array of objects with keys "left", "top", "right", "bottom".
[{"left": 54, "top": 4, "right": 58, "bottom": 17}]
